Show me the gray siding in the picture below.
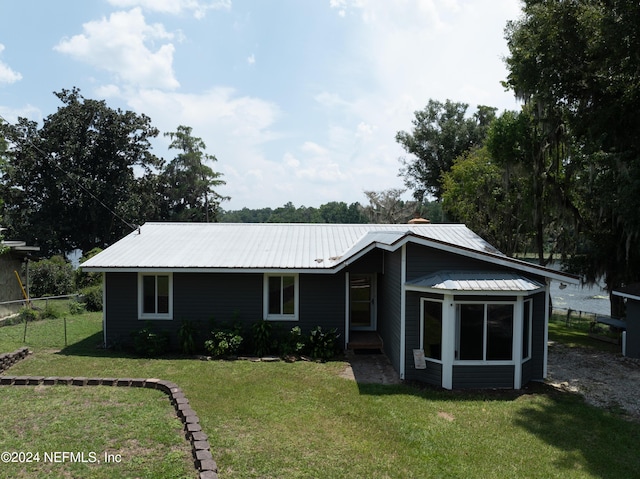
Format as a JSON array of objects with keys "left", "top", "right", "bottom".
[
  {"left": 405, "top": 243, "right": 509, "bottom": 281},
  {"left": 528, "top": 291, "right": 547, "bottom": 380},
  {"left": 298, "top": 273, "right": 346, "bottom": 336},
  {"left": 625, "top": 300, "right": 640, "bottom": 359},
  {"left": 521, "top": 359, "right": 533, "bottom": 384},
  {"left": 404, "top": 291, "right": 425, "bottom": 378},
  {"left": 348, "top": 249, "right": 384, "bottom": 273},
  {"left": 104, "top": 271, "right": 346, "bottom": 350},
  {"left": 377, "top": 249, "right": 403, "bottom": 370},
  {"left": 405, "top": 360, "right": 442, "bottom": 386},
  {"left": 104, "top": 272, "right": 139, "bottom": 346},
  {"left": 453, "top": 365, "right": 515, "bottom": 389}
]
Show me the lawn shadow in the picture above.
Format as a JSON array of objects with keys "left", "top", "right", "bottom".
[
  {"left": 356, "top": 377, "right": 640, "bottom": 479},
  {"left": 55, "top": 331, "right": 134, "bottom": 358},
  {"left": 511, "top": 383, "right": 640, "bottom": 479}
]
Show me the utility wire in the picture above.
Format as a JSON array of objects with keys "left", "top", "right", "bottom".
[{"left": 0, "top": 113, "right": 139, "bottom": 233}]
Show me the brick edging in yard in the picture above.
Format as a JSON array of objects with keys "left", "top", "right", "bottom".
[{"left": 0, "top": 348, "right": 218, "bottom": 479}]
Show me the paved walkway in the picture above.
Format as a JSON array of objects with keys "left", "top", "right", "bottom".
[{"left": 339, "top": 350, "right": 401, "bottom": 385}]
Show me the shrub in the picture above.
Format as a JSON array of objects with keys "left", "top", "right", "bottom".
[
  {"left": 68, "top": 299, "right": 86, "bottom": 315},
  {"left": 17, "top": 307, "right": 39, "bottom": 323},
  {"left": 251, "top": 319, "right": 273, "bottom": 357},
  {"left": 81, "top": 285, "right": 103, "bottom": 312},
  {"left": 39, "top": 303, "right": 60, "bottom": 319},
  {"left": 205, "top": 321, "right": 243, "bottom": 358},
  {"left": 307, "top": 326, "right": 340, "bottom": 361},
  {"left": 29, "top": 256, "right": 74, "bottom": 297},
  {"left": 76, "top": 247, "right": 103, "bottom": 289},
  {"left": 177, "top": 320, "right": 198, "bottom": 355},
  {"left": 131, "top": 323, "right": 170, "bottom": 357},
  {"left": 279, "top": 326, "right": 305, "bottom": 357}
]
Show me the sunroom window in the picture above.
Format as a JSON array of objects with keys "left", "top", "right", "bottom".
[
  {"left": 456, "top": 303, "right": 514, "bottom": 361},
  {"left": 422, "top": 299, "right": 443, "bottom": 360}
]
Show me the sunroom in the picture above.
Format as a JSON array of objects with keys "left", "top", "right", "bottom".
[{"left": 405, "top": 271, "right": 547, "bottom": 389}]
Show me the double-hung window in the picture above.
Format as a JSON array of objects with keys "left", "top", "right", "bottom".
[
  {"left": 139, "top": 273, "right": 173, "bottom": 320},
  {"left": 264, "top": 274, "right": 298, "bottom": 321}
]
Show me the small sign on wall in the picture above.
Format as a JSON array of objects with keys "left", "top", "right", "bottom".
[{"left": 413, "top": 349, "right": 426, "bottom": 369}]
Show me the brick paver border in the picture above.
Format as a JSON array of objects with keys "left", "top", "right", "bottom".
[{"left": 0, "top": 347, "right": 218, "bottom": 479}]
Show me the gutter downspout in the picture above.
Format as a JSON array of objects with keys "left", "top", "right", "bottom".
[
  {"left": 543, "top": 279, "right": 551, "bottom": 379},
  {"left": 400, "top": 244, "right": 407, "bottom": 380},
  {"left": 102, "top": 272, "right": 107, "bottom": 348}
]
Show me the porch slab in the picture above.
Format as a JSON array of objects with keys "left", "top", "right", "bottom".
[{"left": 347, "top": 331, "right": 383, "bottom": 352}]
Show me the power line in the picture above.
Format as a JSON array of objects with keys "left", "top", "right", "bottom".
[{"left": 0, "top": 113, "right": 139, "bottom": 233}]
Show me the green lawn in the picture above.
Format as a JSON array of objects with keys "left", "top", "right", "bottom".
[{"left": 1, "top": 308, "right": 639, "bottom": 478}]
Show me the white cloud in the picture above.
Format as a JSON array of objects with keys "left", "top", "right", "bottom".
[
  {"left": 247, "top": 53, "right": 255, "bottom": 65},
  {"left": 107, "top": 0, "right": 231, "bottom": 19},
  {"left": 54, "top": 8, "right": 180, "bottom": 90},
  {"left": 0, "top": 45, "right": 22, "bottom": 84}
]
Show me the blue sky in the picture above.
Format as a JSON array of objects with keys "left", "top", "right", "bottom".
[{"left": 0, "top": 0, "right": 522, "bottom": 210}]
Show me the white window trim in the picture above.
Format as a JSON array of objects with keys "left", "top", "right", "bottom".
[
  {"left": 138, "top": 272, "right": 173, "bottom": 320},
  {"left": 454, "top": 301, "right": 516, "bottom": 365},
  {"left": 263, "top": 273, "right": 299, "bottom": 321}
]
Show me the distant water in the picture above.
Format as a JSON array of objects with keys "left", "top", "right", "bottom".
[
  {"left": 550, "top": 280, "right": 610, "bottom": 316},
  {"left": 526, "top": 260, "right": 611, "bottom": 316}
]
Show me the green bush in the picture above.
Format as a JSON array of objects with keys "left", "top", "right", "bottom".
[
  {"left": 39, "top": 303, "right": 60, "bottom": 320},
  {"left": 81, "top": 285, "right": 103, "bottom": 312},
  {"left": 251, "top": 319, "right": 273, "bottom": 357},
  {"left": 177, "top": 320, "right": 198, "bottom": 355},
  {"left": 76, "top": 247, "right": 103, "bottom": 289},
  {"left": 205, "top": 321, "right": 243, "bottom": 357},
  {"left": 279, "top": 326, "right": 305, "bottom": 357},
  {"left": 307, "top": 326, "right": 340, "bottom": 361},
  {"left": 29, "top": 256, "right": 74, "bottom": 297},
  {"left": 17, "top": 307, "right": 39, "bottom": 322},
  {"left": 68, "top": 299, "right": 86, "bottom": 315},
  {"left": 131, "top": 323, "right": 170, "bottom": 357}
]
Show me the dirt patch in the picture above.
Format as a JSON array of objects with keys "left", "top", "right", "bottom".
[{"left": 546, "top": 341, "right": 640, "bottom": 420}]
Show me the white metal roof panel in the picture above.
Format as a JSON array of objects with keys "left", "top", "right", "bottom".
[
  {"left": 406, "top": 271, "right": 545, "bottom": 293},
  {"left": 81, "top": 222, "right": 500, "bottom": 270}
]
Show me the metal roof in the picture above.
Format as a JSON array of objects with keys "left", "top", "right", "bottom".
[
  {"left": 406, "top": 271, "right": 545, "bottom": 294},
  {"left": 81, "top": 222, "right": 497, "bottom": 269},
  {"left": 80, "top": 222, "right": 579, "bottom": 283}
]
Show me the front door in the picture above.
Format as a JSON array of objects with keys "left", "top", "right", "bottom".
[{"left": 350, "top": 274, "right": 376, "bottom": 330}]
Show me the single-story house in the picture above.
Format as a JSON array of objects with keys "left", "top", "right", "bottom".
[
  {"left": 82, "top": 222, "right": 579, "bottom": 389},
  {"left": 612, "top": 285, "right": 640, "bottom": 359}
]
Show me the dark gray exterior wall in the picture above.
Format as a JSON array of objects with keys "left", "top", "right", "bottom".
[
  {"left": 624, "top": 299, "right": 640, "bottom": 359},
  {"left": 104, "top": 270, "right": 348, "bottom": 350},
  {"left": 403, "top": 291, "right": 443, "bottom": 386},
  {"left": 528, "top": 290, "right": 547, "bottom": 380},
  {"left": 405, "top": 243, "right": 511, "bottom": 281},
  {"left": 453, "top": 365, "right": 515, "bottom": 389},
  {"left": 377, "top": 249, "right": 403, "bottom": 371},
  {"left": 298, "top": 272, "right": 346, "bottom": 335},
  {"left": 104, "top": 272, "right": 139, "bottom": 347}
]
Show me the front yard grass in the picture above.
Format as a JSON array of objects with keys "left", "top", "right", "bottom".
[{"left": 1, "top": 311, "right": 639, "bottom": 478}]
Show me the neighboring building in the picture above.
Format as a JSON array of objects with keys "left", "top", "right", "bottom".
[
  {"left": 0, "top": 231, "right": 40, "bottom": 318},
  {"left": 82, "top": 222, "right": 579, "bottom": 389},
  {"left": 612, "top": 286, "right": 640, "bottom": 359}
]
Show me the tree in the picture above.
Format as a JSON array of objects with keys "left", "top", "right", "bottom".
[
  {"left": 160, "top": 125, "right": 227, "bottom": 222},
  {"left": 442, "top": 146, "right": 525, "bottom": 256},
  {"left": 504, "top": 0, "right": 640, "bottom": 315},
  {"left": 397, "top": 100, "right": 497, "bottom": 201},
  {"left": 359, "top": 188, "right": 420, "bottom": 224},
  {"left": 0, "top": 88, "right": 162, "bottom": 254}
]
